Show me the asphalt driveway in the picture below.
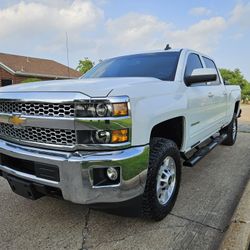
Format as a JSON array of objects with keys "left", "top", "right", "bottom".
[{"left": 0, "top": 106, "right": 250, "bottom": 250}]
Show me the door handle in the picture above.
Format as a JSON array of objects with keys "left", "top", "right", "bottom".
[
  {"left": 223, "top": 91, "right": 227, "bottom": 96},
  {"left": 208, "top": 92, "right": 214, "bottom": 98}
]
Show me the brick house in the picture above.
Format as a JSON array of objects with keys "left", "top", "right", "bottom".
[{"left": 0, "top": 52, "right": 82, "bottom": 87}]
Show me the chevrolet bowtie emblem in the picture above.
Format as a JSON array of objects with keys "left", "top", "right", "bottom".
[{"left": 8, "top": 115, "right": 26, "bottom": 126}]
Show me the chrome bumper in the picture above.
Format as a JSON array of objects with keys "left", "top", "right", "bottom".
[{"left": 0, "top": 139, "right": 149, "bottom": 204}]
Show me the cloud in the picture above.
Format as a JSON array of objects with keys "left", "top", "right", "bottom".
[
  {"left": 106, "top": 13, "right": 171, "bottom": 50},
  {"left": 166, "top": 17, "right": 227, "bottom": 53},
  {"left": 0, "top": 0, "right": 103, "bottom": 38},
  {"left": 231, "top": 32, "right": 244, "bottom": 41},
  {"left": 229, "top": 2, "right": 250, "bottom": 29},
  {"left": 94, "top": 0, "right": 110, "bottom": 5},
  {"left": 102, "top": 13, "right": 227, "bottom": 56},
  {"left": 189, "top": 7, "right": 212, "bottom": 16},
  {"left": 0, "top": 1, "right": 230, "bottom": 66}
]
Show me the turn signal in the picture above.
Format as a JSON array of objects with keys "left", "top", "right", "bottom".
[
  {"left": 112, "top": 103, "right": 128, "bottom": 116},
  {"left": 111, "top": 129, "right": 129, "bottom": 143}
]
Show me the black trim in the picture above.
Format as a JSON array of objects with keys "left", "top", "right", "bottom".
[
  {"left": 183, "top": 134, "right": 227, "bottom": 167},
  {"left": 1, "top": 173, "right": 62, "bottom": 200},
  {"left": 237, "top": 109, "right": 242, "bottom": 118},
  {"left": 184, "top": 53, "right": 203, "bottom": 85},
  {"left": 191, "top": 141, "right": 200, "bottom": 149},
  {"left": 185, "top": 74, "right": 217, "bottom": 85},
  {"left": 0, "top": 153, "right": 60, "bottom": 182},
  {"left": 202, "top": 56, "right": 222, "bottom": 84}
]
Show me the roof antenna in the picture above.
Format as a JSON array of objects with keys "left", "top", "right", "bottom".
[
  {"left": 66, "top": 32, "right": 70, "bottom": 78},
  {"left": 164, "top": 44, "right": 171, "bottom": 50}
]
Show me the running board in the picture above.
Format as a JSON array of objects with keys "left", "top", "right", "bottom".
[{"left": 183, "top": 134, "right": 227, "bottom": 167}]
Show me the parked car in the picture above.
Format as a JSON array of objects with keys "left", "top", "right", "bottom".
[{"left": 0, "top": 48, "right": 241, "bottom": 220}]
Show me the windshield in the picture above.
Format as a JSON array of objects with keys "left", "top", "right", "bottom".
[{"left": 83, "top": 52, "right": 180, "bottom": 81}]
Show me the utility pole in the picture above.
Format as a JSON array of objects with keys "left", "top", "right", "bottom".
[{"left": 66, "top": 32, "right": 70, "bottom": 78}]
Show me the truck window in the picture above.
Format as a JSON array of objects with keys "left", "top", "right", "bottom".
[
  {"left": 83, "top": 52, "right": 180, "bottom": 81},
  {"left": 202, "top": 57, "right": 221, "bottom": 85},
  {"left": 184, "top": 53, "right": 204, "bottom": 86}
]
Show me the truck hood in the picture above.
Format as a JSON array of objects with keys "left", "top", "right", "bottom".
[{"left": 0, "top": 77, "right": 162, "bottom": 97}]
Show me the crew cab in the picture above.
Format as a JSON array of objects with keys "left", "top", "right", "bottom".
[{"left": 0, "top": 49, "right": 241, "bottom": 220}]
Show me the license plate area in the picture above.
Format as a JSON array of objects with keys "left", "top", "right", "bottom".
[{"left": 7, "top": 175, "right": 43, "bottom": 200}]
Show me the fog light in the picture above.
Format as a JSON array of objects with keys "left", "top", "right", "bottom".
[{"left": 106, "top": 167, "right": 118, "bottom": 181}]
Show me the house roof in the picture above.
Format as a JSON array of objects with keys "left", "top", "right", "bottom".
[{"left": 0, "top": 52, "right": 81, "bottom": 79}]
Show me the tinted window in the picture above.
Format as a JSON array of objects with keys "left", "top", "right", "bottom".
[
  {"left": 203, "top": 57, "right": 220, "bottom": 84},
  {"left": 83, "top": 52, "right": 180, "bottom": 81},
  {"left": 185, "top": 53, "right": 203, "bottom": 77},
  {"left": 203, "top": 57, "right": 215, "bottom": 68}
]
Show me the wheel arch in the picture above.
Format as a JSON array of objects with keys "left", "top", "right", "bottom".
[
  {"left": 234, "top": 101, "right": 240, "bottom": 116},
  {"left": 150, "top": 116, "right": 185, "bottom": 150}
]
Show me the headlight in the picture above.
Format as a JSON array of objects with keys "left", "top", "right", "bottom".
[
  {"left": 96, "top": 103, "right": 109, "bottom": 117},
  {"left": 75, "top": 96, "right": 130, "bottom": 147},
  {"left": 95, "top": 130, "right": 111, "bottom": 143},
  {"left": 92, "top": 129, "right": 129, "bottom": 144},
  {"left": 75, "top": 100, "right": 129, "bottom": 117},
  {"left": 77, "top": 129, "right": 129, "bottom": 144}
]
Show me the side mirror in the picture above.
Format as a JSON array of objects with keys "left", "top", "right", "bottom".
[{"left": 185, "top": 68, "right": 217, "bottom": 86}]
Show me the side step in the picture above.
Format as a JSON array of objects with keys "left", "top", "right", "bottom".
[{"left": 183, "top": 134, "right": 227, "bottom": 167}]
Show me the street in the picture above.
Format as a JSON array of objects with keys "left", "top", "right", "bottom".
[{"left": 0, "top": 106, "right": 249, "bottom": 250}]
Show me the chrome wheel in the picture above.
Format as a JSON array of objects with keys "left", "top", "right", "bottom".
[
  {"left": 156, "top": 156, "right": 176, "bottom": 205},
  {"left": 233, "top": 119, "right": 237, "bottom": 140}
]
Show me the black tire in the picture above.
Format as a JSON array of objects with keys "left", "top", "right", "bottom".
[
  {"left": 142, "top": 138, "right": 181, "bottom": 221},
  {"left": 221, "top": 114, "right": 238, "bottom": 146}
]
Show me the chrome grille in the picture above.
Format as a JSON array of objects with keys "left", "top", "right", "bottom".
[
  {"left": 0, "top": 102, "right": 75, "bottom": 117},
  {"left": 0, "top": 123, "right": 76, "bottom": 146}
]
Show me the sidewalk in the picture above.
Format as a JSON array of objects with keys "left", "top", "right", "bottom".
[
  {"left": 220, "top": 104, "right": 250, "bottom": 250},
  {"left": 220, "top": 180, "right": 250, "bottom": 250}
]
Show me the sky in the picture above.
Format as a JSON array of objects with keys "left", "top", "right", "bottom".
[{"left": 0, "top": 0, "right": 249, "bottom": 80}]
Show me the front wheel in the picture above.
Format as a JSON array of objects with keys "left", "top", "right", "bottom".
[
  {"left": 142, "top": 138, "right": 181, "bottom": 221},
  {"left": 221, "top": 114, "right": 238, "bottom": 146}
]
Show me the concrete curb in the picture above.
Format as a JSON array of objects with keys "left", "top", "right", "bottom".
[{"left": 220, "top": 180, "right": 250, "bottom": 250}]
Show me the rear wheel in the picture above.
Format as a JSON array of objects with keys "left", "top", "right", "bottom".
[
  {"left": 221, "top": 114, "right": 237, "bottom": 146},
  {"left": 142, "top": 138, "right": 181, "bottom": 221}
]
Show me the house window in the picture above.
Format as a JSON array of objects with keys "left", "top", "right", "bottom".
[{"left": 1, "top": 79, "right": 13, "bottom": 87}]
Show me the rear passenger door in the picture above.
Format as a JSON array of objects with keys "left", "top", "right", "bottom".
[
  {"left": 185, "top": 53, "right": 217, "bottom": 149},
  {"left": 202, "top": 57, "right": 227, "bottom": 129}
]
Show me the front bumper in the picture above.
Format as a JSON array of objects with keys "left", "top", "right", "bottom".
[{"left": 0, "top": 139, "right": 149, "bottom": 204}]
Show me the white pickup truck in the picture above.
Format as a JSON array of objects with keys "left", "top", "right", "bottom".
[{"left": 0, "top": 49, "right": 241, "bottom": 220}]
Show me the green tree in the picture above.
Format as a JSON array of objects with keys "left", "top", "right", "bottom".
[
  {"left": 21, "top": 78, "right": 41, "bottom": 83},
  {"left": 219, "top": 68, "right": 248, "bottom": 89},
  {"left": 220, "top": 68, "right": 250, "bottom": 102},
  {"left": 76, "top": 58, "right": 95, "bottom": 74},
  {"left": 241, "top": 82, "right": 250, "bottom": 101}
]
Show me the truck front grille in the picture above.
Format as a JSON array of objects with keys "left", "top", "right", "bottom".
[
  {"left": 0, "top": 123, "right": 76, "bottom": 146},
  {"left": 0, "top": 102, "right": 75, "bottom": 118}
]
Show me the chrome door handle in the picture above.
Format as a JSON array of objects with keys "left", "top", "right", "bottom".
[{"left": 208, "top": 92, "right": 214, "bottom": 97}]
